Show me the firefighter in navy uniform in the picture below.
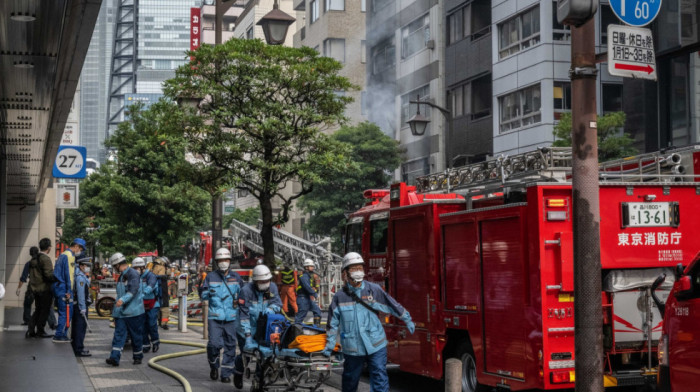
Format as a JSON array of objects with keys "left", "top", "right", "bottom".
[
  {"left": 72, "top": 256, "right": 92, "bottom": 357},
  {"left": 323, "top": 252, "right": 415, "bottom": 392},
  {"left": 201, "top": 248, "right": 244, "bottom": 384},
  {"left": 234, "top": 264, "right": 283, "bottom": 389},
  {"left": 106, "top": 252, "right": 145, "bottom": 366},
  {"left": 133, "top": 257, "right": 161, "bottom": 353},
  {"left": 295, "top": 259, "right": 322, "bottom": 326}
]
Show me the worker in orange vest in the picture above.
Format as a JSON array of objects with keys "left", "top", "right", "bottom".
[{"left": 276, "top": 263, "right": 298, "bottom": 316}]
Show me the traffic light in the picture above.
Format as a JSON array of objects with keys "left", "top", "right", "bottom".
[{"left": 557, "top": 0, "right": 598, "bottom": 27}]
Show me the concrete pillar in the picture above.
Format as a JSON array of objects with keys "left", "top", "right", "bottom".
[
  {"left": 444, "top": 358, "right": 462, "bottom": 392},
  {"left": 0, "top": 159, "right": 6, "bottom": 328}
]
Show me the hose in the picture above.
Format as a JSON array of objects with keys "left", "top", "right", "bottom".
[{"left": 148, "top": 340, "right": 207, "bottom": 392}]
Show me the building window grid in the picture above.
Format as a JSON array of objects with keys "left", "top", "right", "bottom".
[
  {"left": 371, "top": 40, "right": 395, "bottom": 74},
  {"left": 449, "top": 76, "right": 492, "bottom": 120},
  {"left": 311, "top": 0, "right": 319, "bottom": 23},
  {"left": 498, "top": 6, "right": 540, "bottom": 59},
  {"left": 499, "top": 84, "right": 542, "bottom": 133},
  {"left": 553, "top": 81, "right": 572, "bottom": 111},
  {"left": 325, "top": 0, "right": 344, "bottom": 12},
  {"left": 323, "top": 38, "right": 345, "bottom": 63},
  {"left": 552, "top": 1, "right": 571, "bottom": 41},
  {"left": 402, "top": 15, "right": 430, "bottom": 59},
  {"left": 401, "top": 157, "right": 430, "bottom": 185}
]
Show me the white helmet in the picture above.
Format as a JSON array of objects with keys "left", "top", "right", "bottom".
[
  {"left": 342, "top": 252, "right": 364, "bottom": 270},
  {"left": 215, "top": 247, "right": 232, "bottom": 261},
  {"left": 109, "top": 252, "right": 126, "bottom": 266},
  {"left": 132, "top": 257, "right": 146, "bottom": 268},
  {"left": 252, "top": 265, "right": 272, "bottom": 281},
  {"left": 303, "top": 258, "right": 315, "bottom": 268}
]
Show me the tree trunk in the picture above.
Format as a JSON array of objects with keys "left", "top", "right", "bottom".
[
  {"left": 157, "top": 238, "right": 164, "bottom": 260},
  {"left": 260, "top": 195, "right": 276, "bottom": 269}
]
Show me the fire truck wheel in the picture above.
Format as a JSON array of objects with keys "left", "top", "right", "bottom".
[{"left": 453, "top": 342, "right": 486, "bottom": 392}]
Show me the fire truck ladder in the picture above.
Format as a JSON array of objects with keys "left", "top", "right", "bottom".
[
  {"left": 229, "top": 219, "right": 343, "bottom": 308},
  {"left": 416, "top": 145, "right": 700, "bottom": 194}
]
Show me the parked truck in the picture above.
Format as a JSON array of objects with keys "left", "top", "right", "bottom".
[{"left": 346, "top": 146, "right": 700, "bottom": 391}]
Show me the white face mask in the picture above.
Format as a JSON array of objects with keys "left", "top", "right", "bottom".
[
  {"left": 349, "top": 270, "right": 365, "bottom": 283},
  {"left": 257, "top": 282, "right": 270, "bottom": 292},
  {"left": 82, "top": 266, "right": 91, "bottom": 274},
  {"left": 217, "top": 262, "right": 230, "bottom": 271}
]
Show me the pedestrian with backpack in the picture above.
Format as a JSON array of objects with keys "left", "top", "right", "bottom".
[{"left": 133, "top": 257, "right": 160, "bottom": 353}]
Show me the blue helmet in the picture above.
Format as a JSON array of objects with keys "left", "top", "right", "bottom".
[{"left": 72, "top": 238, "right": 87, "bottom": 250}]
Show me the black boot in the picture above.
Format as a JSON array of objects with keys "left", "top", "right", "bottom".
[
  {"left": 313, "top": 316, "right": 321, "bottom": 327},
  {"left": 210, "top": 368, "right": 219, "bottom": 380},
  {"left": 234, "top": 373, "right": 243, "bottom": 389}
]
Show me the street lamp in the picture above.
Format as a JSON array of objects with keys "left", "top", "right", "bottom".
[
  {"left": 406, "top": 95, "right": 430, "bottom": 136},
  {"left": 257, "top": 0, "right": 295, "bottom": 45}
]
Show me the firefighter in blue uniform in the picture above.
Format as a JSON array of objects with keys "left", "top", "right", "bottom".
[
  {"left": 295, "top": 258, "right": 322, "bottom": 326},
  {"left": 201, "top": 248, "right": 244, "bottom": 384},
  {"left": 323, "top": 252, "right": 415, "bottom": 392},
  {"left": 72, "top": 255, "right": 92, "bottom": 357},
  {"left": 106, "top": 252, "right": 145, "bottom": 366},
  {"left": 133, "top": 257, "right": 160, "bottom": 353},
  {"left": 233, "top": 264, "right": 282, "bottom": 389},
  {"left": 52, "top": 238, "right": 86, "bottom": 343}
]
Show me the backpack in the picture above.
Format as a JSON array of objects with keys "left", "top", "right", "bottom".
[{"left": 254, "top": 313, "right": 289, "bottom": 347}]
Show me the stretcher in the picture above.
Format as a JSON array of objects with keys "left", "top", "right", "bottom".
[{"left": 240, "top": 343, "right": 343, "bottom": 392}]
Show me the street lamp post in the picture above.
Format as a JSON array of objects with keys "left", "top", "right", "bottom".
[
  {"left": 407, "top": 95, "right": 453, "bottom": 190},
  {"left": 257, "top": 0, "right": 295, "bottom": 46}
]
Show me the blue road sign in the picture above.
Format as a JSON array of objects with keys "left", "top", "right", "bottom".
[
  {"left": 609, "top": 0, "right": 662, "bottom": 27},
  {"left": 52, "top": 145, "right": 87, "bottom": 179}
]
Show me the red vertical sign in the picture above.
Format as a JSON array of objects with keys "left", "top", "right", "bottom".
[{"left": 190, "top": 8, "right": 201, "bottom": 53}]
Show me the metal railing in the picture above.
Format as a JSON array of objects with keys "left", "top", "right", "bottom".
[{"left": 229, "top": 219, "right": 343, "bottom": 308}]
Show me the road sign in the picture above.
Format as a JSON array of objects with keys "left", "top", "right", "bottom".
[
  {"left": 607, "top": 25, "right": 657, "bottom": 81},
  {"left": 609, "top": 0, "right": 662, "bottom": 26},
  {"left": 56, "top": 183, "right": 79, "bottom": 209},
  {"left": 52, "top": 145, "right": 87, "bottom": 179}
]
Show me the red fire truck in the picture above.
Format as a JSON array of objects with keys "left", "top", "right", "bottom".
[
  {"left": 655, "top": 251, "right": 700, "bottom": 392},
  {"left": 346, "top": 146, "right": 700, "bottom": 391}
]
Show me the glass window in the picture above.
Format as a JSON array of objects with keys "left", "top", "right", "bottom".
[
  {"left": 448, "top": 9, "right": 463, "bottom": 45},
  {"left": 361, "top": 0, "right": 366, "bottom": 12},
  {"left": 602, "top": 84, "right": 623, "bottom": 113},
  {"left": 450, "top": 85, "right": 464, "bottom": 117},
  {"left": 401, "top": 84, "right": 430, "bottom": 125},
  {"left": 325, "top": 0, "right": 344, "bottom": 11},
  {"left": 499, "top": 6, "right": 540, "bottom": 58},
  {"left": 155, "top": 59, "right": 170, "bottom": 70},
  {"left": 402, "top": 15, "right": 430, "bottom": 59},
  {"left": 246, "top": 26, "right": 254, "bottom": 40},
  {"left": 499, "top": 84, "right": 542, "bottom": 132},
  {"left": 370, "top": 219, "right": 388, "bottom": 254},
  {"left": 311, "top": 0, "right": 319, "bottom": 23},
  {"left": 471, "top": 0, "right": 491, "bottom": 40},
  {"left": 553, "top": 82, "right": 571, "bottom": 111},
  {"left": 371, "top": 40, "right": 395, "bottom": 74},
  {"left": 323, "top": 38, "right": 345, "bottom": 63},
  {"left": 471, "top": 75, "right": 492, "bottom": 119},
  {"left": 345, "top": 223, "right": 363, "bottom": 253},
  {"left": 552, "top": 1, "right": 571, "bottom": 41}
]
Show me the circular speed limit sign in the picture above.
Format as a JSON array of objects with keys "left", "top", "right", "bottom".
[{"left": 53, "top": 146, "right": 87, "bottom": 178}]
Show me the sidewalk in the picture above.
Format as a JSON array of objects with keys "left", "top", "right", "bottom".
[{"left": 1, "top": 307, "right": 91, "bottom": 391}]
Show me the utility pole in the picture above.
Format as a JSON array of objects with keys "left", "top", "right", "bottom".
[{"left": 570, "top": 15, "right": 603, "bottom": 392}]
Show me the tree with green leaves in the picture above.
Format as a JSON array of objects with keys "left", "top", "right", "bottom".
[
  {"left": 299, "top": 122, "right": 403, "bottom": 252},
  {"left": 62, "top": 102, "right": 211, "bottom": 257},
  {"left": 164, "top": 38, "right": 355, "bottom": 268},
  {"left": 553, "top": 111, "right": 637, "bottom": 161}
]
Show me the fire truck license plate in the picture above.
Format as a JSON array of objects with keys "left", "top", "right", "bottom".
[{"left": 626, "top": 202, "right": 672, "bottom": 227}]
